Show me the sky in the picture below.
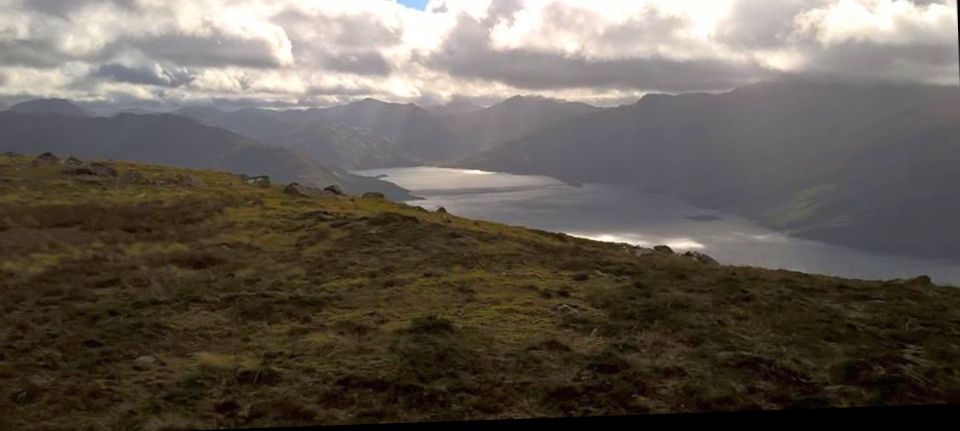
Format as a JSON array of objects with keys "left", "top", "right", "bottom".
[
  {"left": 0, "top": 0, "right": 956, "bottom": 110},
  {"left": 398, "top": 0, "right": 429, "bottom": 10}
]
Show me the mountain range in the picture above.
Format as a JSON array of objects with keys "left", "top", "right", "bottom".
[
  {"left": 463, "top": 80, "right": 960, "bottom": 259},
  {"left": 0, "top": 106, "right": 414, "bottom": 200},
  {"left": 6, "top": 81, "right": 959, "bottom": 260}
]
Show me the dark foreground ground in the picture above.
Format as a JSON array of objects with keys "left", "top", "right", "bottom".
[{"left": 1, "top": 153, "right": 959, "bottom": 430}]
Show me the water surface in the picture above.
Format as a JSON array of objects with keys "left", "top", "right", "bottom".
[{"left": 355, "top": 166, "right": 960, "bottom": 286}]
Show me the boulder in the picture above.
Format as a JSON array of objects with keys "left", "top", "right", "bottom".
[
  {"left": 284, "top": 182, "right": 311, "bottom": 196},
  {"left": 436, "top": 207, "right": 448, "bottom": 214},
  {"left": 682, "top": 251, "right": 719, "bottom": 266},
  {"left": 64, "top": 156, "right": 83, "bottom": 165},
  {"left": 323, "top": 185, "right": 344, "bottom": 196},
  {"left": 361, "top": 192, "right": 386, "bottom": 200},
  {"left": 653, "top": 245, "right": 674, "bottom": 254},
  {"left": 31, "top": 152, "right": 60, "bottom": 167}
]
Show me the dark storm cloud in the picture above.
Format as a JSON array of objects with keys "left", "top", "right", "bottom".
[
  {"left": 319, "top": 51, "right": 392, "bottom": 76},
  {"left": 0, "top": 0, "right": 955, "bottom": 107},
  {"left": 90, "top": 63, "right": 193, "bottom": 87},
  {"left": 716, "top": 0, "right": 827, "bottom": 48},
  {"left": 125, "top": 33, "right": 287, "bottom": 69},
  {"left": 425, "top": 11, "right": 770, "bottom": 92},
  {"left": 0, "top": 39, "right": 68, "bottom": 68},
  {"left": 22, "top": 0, "right": 139, "bottom": 18},
  {"left": 275, "top": 9, "right": 398, "bottom": 75},
  {"left": 429, "top": 46, "right": 771, "bottom": 92},
  {"left": 800, "top": 42, "right": 959, "bottom": 83}
]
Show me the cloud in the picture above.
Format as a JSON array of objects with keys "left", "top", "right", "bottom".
[
  {"left": 90, "top": 63, "right": 193, "bottom": 87},
  {"left": 0, "top": 0, "right": 955, "bottom": 108}
]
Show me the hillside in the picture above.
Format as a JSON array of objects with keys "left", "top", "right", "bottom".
[
  {"left": 443, "top": 96, "right": 603, "bottom": 155},
  {"left": 2, "top": 153, "right": 959, "bottom": 429},
  {"left": 309, "top": 99, "right": 459, "bottom": 161},
  {"left": 463, "top": 80, "right": 960, "bottom": 259},
  {"left": 9, "top": 99, "right": 92, "bottom": 118},
  {"left": 258, "top": 121, "right": 419, "bottom": 170},
  {"left": 0, "top": 111, "right": 415, "bottom": 200},
  {"left": 173, "top": 97, "right": 601, "bottom": 165}
]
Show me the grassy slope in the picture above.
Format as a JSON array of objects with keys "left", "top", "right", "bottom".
[{"left": 1, "top": 154, "right": 959, "bottom": 430}]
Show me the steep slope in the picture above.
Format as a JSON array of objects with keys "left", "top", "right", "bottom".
[
  {"left": 310, "top": 98, "right": 459, "bottom": 161},
  {"left": 171, "top": 97, "right": 602, "bottom": 167},
  {"left": 444, "top": 95, "right": 603, "bottom": 155},
  {"left": 173, "top": 104, "right": 425, "bottom": 169},
  {"left": 258, "top": 120, "right": 419, "bottom": 170},
  {"left": 9, "top": 98, "right": 92, "bottom": 118},
  {"left": 2, "top": 154, "right": 959, "bottom": 429},
  {"left": 423, "top": 99, "right": 485, "bottom": 117},
  {"left": 0, "top": 112, "right": 415, "bottom": 200},
  {"left": 464, "top": 80, "right": 960, "bottom": 259}
]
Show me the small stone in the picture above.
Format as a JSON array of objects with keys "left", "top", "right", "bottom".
[{"left": 133, "top": 355, "right": 159, "bottom": 370}]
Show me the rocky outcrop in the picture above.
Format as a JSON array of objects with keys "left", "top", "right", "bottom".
[
  {"left": 682, "top": 251, "right": 719, "bottom": 266},
  {"left": 31, "top": 152, "right": 60, "bottom": 167},
  {"left": 361, "top": 192, "right": 386, "bottom": 200},
  {"left": 284, "top": 182, "right": 311, "bottom": 196},
  {"left": 323, "top": 185, "right": 344, "bottom": 196},
  {"left": 654, "top": 245, "right": 674, "bottom": 254}
]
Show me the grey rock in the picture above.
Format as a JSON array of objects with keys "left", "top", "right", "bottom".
[
  {"left": 682, "top": 251, "right": 719, "bottom": 266},
  {"left": 31, "top": 152, "right": 60, "bottom": 167},
  {"left": 654, "top": 245, "right": 674, "bottom": 254},
  {"left": 284, "top": 182, "right": 311, "bottom": 196},
  {"left": 323, "top": 185, "right": 344, "bottom": 196}
]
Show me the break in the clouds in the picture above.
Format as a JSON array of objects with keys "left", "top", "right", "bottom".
[{"left": 0, "top": 0, "right": 956, "bottom": 108}]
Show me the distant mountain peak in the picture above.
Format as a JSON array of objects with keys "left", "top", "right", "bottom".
[
  {"left": 502, "top": 94, "right": 552, "bottom": 104},
  {"left": 9, "top": 98, "right": 91, "bottom": 118}
]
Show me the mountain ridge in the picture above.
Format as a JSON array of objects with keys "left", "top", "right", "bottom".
[{"left": 461, "top": 80, "right": 960, "bottom": 259}]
